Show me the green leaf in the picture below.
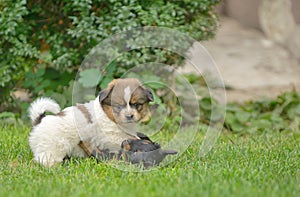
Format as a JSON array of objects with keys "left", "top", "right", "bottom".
[
  {"left": 236, "top": 111, "right": 251, "bottom": 123},
  {"left": 78, "top": 68, "right": 102, "bottom": 87},
  {"left": 49, "top": 92, "right": 67, "bottom": 108},
  {"left": 25, "top": 70, "right": 36, "bottom": 79},
  {"left": 224, "top": 112, "right": 236, "bottom": 125},
  {"left": 250, "top": 119, "right": 272, "bottom": 129},
  {"left": 44, "top": 68, "right": 60, "bottom": 80},
  {"left": 231, "top": 121, "right": 244, "bottom": 132},
  {"left": 40, "top": 51, "right": 53, "bottom": 62},
  {"left": 199, "top": 97, "right": 211, "bottom": 111},
  {"left": 106, "top": 61, "right": 117, "bottom": 76},
  {"left": 141, "top": 75, "right": 165, "bottom": 89},
  {"left": 295, "top": 104, "right": 300, "bottom": 116},
  {"left": 100, "top": 76, "right": 113, "bottom": 90},
  {"left": 40, "top": 79, "right": 51, "bottom": 89},
  {"left": 146, "top": 82, "right": 165, "bottom": 90},
  {"left": 0, "top": 112, "right": 16, "bottom": 119},
  {"left": 287, "top": 104, "right": 300, "bottom": 119}
]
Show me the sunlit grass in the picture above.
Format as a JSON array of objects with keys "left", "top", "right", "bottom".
[{"left": 0, "top": 124, "right": 299, "bottom": 197}]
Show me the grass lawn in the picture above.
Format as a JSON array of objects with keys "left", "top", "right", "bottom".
[{"left": 0, "top": 124, "right": 299, "bottom": 197}]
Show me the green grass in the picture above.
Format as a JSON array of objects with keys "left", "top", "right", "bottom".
[{"left": 0, "top": 124, "right": 299, "bottom": 197}]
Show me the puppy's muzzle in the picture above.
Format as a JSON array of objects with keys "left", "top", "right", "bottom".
[{"left": 125, "top": 113, "right": 134, "bottom": 120}]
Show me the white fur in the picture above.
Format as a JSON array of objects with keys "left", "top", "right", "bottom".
[
  {"left": 124, "top": 86, "right": 132, "bottom": 111},
  {"left": 124, "top": 86, "right": 131, "bottom": 104},
  {"left": 29, "top": 97, "right": 61, "bottom": 123},
  {"left": 28, "top": 96, "right": 137, "bottom": 167}
]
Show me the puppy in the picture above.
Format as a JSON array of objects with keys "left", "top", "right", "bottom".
[
  {"left": 28, "top": 78, "right": 153, "bottom": 167},
  {"left": 79, "top": 132, "right": 178, "bottom": 168},
  {"left": 120, "top": 137, "right": 178, "bottom": 168}
]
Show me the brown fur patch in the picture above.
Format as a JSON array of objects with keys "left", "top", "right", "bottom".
[
  {"left": 124, "top": 143, "right": 131, "bottom": 151},
  {"left": 99, "top": 79, "right": 117, "bottom": 103},
  {"left": 130, "top": 87, "right": 148, "bottom": 104},
  {"left": 33, "top": 111, "right": 65, "bottom": 126},
  {"left": 56, "top": 111, "right": 66, "bottom": 117},
  {"left": 139, "top": 103, "right": 151, "bottom": 123},
  {"left": 101, "top": 104, "right": 116, "bottom": 123},
  {"left": 78, "top": 140, "right": 93, "bottom": 156},
  {"left": 76, "top": 104, "right": 93, "bottom": 124},
  {"left": 33, "top": 113, "right": 45, "bottom": 126}
]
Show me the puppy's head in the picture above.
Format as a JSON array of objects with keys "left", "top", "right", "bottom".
[{"left": 99, "top": 78, "right": 153, "bottom": 124}]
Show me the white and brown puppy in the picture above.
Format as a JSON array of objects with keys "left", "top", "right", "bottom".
[{"left": 28, "top": 78, "right": 153, "bottom": 167}]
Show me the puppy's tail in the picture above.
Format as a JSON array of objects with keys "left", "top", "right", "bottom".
[{"left": 29, "top": 97, "right": 61, "bottom": 126}]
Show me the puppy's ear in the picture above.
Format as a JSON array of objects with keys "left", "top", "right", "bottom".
[
  {"left": 99, "top": 79, "right": 117, "bottom": 103},
  {"left": 145, "top": 88, "right": 154, "bottom": 102},
  {"left": 137, "top": 132, "right": 152, "bottom": 142}
]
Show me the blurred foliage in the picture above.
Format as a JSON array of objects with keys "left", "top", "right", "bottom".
[
  {"left": 0, "top": 0, "right": 220, "bottom": 117},
  {"left": 2, "top": 0, "right": 298, "bottom": 135},
  {"left": 181, "top": 73, "right": 300, "bottom": 134},
  {"left": 198, "top": 91, "right": 300, "bottom": 134},
  {"left": 226, "top": 91, "right": 300, "bottom": 133}
]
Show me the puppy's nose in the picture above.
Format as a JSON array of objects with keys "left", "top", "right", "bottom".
[{"left": 125, "top": 114, "right": 134, "bottom": 120}]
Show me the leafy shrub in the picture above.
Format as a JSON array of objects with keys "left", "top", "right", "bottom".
[
  {"left": 223, "top": 91, "right": 300, "bottom": 134},
  {"left": 0, "top": 0, "right": 220, "bottom": 118},
  {"left": 182, "top": 69, "right": 300, "bottom": 133}
]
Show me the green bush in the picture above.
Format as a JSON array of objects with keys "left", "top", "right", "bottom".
[
  {"left": 223, "top": 91, "right": 300, "bottom": 134},
  {"left": 0, "top": 0, "right": 220, "bottom": 116}
]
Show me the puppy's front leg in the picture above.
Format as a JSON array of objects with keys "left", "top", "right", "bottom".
[
  {"left": 79, "top": 141, "right": 120, "bottom": 161},
  {"left": 78, "top": 141, "right": 94, "bottom": 156}
]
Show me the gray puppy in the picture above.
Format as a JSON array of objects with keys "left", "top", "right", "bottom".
[{"left": 79, "top": 133, "right": 177, "bottom": 168}]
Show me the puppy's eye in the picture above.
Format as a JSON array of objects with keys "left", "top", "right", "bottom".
[
  {"left": 113, "top": 105, "right": 123, "bottom": 112},
  {"left": 132, "top": 103, "right": 142, "bottom": 110}
]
